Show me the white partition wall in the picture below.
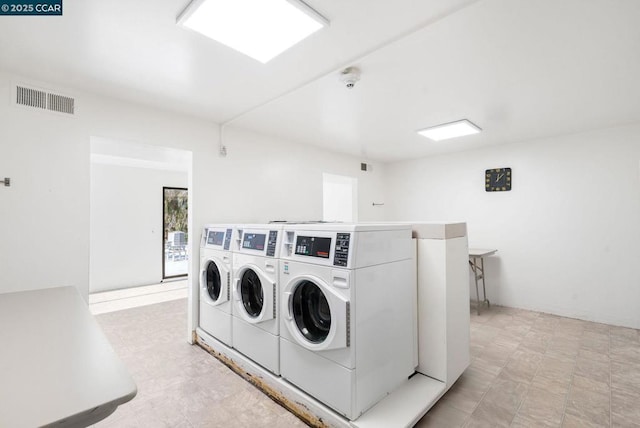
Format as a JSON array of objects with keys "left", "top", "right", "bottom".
[{"left": 412, "top": 223, "right": 470, "bottom": 388}]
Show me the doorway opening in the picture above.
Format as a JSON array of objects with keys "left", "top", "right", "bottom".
[
  {"left": 89, "top": 137, "right": 192, "bottom": 314},
  {"left": 322, "top": 173, "right": 358, "bottom": 222}
]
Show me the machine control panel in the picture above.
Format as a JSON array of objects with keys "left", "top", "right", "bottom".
[
  {"left": 266, "top": 230, "right": 279, "bottom": 257},
  {"left": 333, "top": 233, "right": 351, "bottom": 267},
  {"left": 242, "top": 233, "right": 266, "bottom": 251},
  {"left": 223, "top": 228, "right": 232, "bottom": 250},
  {"left": 207, "top": 230, "right": 225, "bottom": 246},
  {"left": 295, "top": 236, "right": 331, "bottom": 259}
]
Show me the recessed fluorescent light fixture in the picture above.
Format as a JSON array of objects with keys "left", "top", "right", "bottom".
[
  {"left": 417, "top": 119, "right": 482, "bottom": 141},
  {"left": 177, "top": 0, "right": 328, "bottom": 63}
]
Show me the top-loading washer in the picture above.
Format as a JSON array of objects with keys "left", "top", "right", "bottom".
[
  {"left": 199, "top": 224, "right": 235, "bottom": 346},
  {"left": 278, "top": 223, "right": 415, "bottom": 420},
  {"left": 231, "top": 224, "right": 283, "bottom": 374}
]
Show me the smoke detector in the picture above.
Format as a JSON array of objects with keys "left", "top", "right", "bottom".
[{"left": 339, "top": 67, "right": 361, "bottom": 89}]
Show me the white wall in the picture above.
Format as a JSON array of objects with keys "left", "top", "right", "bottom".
[
  {"left": 4, "top": 70, "right": 639, "bottom": 332},
  {"left": 0, "top": 80, "right": 89, "bottom": 299},
  {"left": 90, "top": 162, "right": 187, "bottom": 293},
  {"left": 0, "top": 71, "right": 215, "bottom": 313},
  {"left": 384, "top": 124, "right": 640, "bottom": 329},
  {"left": 207, "top": 126, "right": 385, "bottom": 224},
  {"left": 0, "top": 71, "right": 385, "bottom": 338}
]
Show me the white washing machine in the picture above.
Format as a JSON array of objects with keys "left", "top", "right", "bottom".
[
  {"left": 279, "top": 223, "right": 415, "bottom": 420},
  {"left": 199, "top": 224, "right": 235, "bottom": 347},
  {"left": 231, "top": 224, "right": 283, "bottom": 374}
]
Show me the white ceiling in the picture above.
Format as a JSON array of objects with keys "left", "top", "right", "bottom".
[{"left": 1, "top": 0, "right": 639, "bottom": 161}]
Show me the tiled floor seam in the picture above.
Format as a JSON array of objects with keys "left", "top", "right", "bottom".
[
  {"left": 508, "top": 383, "right": 531, "bottom": 427},
  {"left": 459, "top": 355, "right": 497, "bottom": 425},
  {"left": 557, "top": 332, "right": 580, "bottom": 428},
  {"left": 557, "top": 371, "right": 573, "bottom": 426},
  {"left": 511, "top": 321, "right": 537, "bottom": 426},
  {"left": 609, "top": 331, "right": 613, "bottom": 428},
  {"left": 468, "top": 314, "right": 537, "bottom": 428},
  {"left": 508, "top": 321, "right": 544, "bottom": 427}
]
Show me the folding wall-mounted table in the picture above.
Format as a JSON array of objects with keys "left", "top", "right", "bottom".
[{"left": 469, "top": 248, "right": 497, "bottom": 315}]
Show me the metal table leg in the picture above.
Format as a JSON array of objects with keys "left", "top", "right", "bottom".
[
  {"left": 469, "top": 256, "right": 490, "bottom": 315},
  {"left": 480, "top": 257, "right": 490, "bottom": 311},
  {"left": 470, "top": 258, "right": 480, "bottom": 315}
]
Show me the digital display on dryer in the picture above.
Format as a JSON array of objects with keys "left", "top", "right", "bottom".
[
  {"left": 242, "top": 233, "right": 266, "bottom": 251},
  {"left": 295, "top": 236, "right": 331, "bottom": 259},
  {"left": 207, "top": 230, "right": 225, "bottom": 246}
]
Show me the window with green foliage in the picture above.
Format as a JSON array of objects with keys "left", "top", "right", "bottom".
[{"left": 163, "top": 187, "right": 188, "bottom": 279}]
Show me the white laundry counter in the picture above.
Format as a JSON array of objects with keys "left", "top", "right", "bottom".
[{"left": 0, "top": 286, "right": 136, "bottom": 428}]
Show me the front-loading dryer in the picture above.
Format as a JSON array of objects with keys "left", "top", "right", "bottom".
[
  {"left": 199, "top": 224, "right": 235, "bottom": 347},
  {"left": 231, "top": 224, "right": 283, "bottom": 374},
  {"left": 279, "top": 223, "right": 415, "bottom": 420}
]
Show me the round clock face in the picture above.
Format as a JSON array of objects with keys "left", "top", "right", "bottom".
[{"left": 485, "top": 168, "right": 512, "bottom": 192}]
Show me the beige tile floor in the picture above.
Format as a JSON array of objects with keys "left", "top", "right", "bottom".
[
  {"left": 93, "top": 299, "right": 640, "bottom": 427},
  {"left": 419, "top": 306, "right": 640, "bottom": 428},
  {"left": 93, "top": 298, "right": 305, "bottom": 428}
]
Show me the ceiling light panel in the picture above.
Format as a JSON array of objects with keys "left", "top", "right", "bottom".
[
  {"left": 417, "top": 119, "right": 481, "bottom": 141},
  {"left": 178, "top": 0, "right": 328, "bottom": 64}
]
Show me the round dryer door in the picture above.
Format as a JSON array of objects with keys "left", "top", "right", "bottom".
[
  {"left": 201, "top": 259, "right": 229, "bottom": 305},
  {"left": 283, "top": 276, "right": 349, "bottom": 351},
  {"left": 240, "top": 269, "right": 263, "bottom": 317},
  {"left": 292, "top": 280, "right": 331, "bottom": 344},
  {"left": 235, "top": 267, "right": 275, "bottom": 323}
]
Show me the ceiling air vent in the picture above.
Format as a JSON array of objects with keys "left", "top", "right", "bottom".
[{"left": 15, "top": 85, "right": 75, "bottom": 115}]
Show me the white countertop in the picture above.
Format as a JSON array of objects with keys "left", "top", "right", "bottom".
[
  {"left": 364, "top": 221, "right": 468, "bottom": 239},
  {"left": 410, "top": 222, "right": 467, "bottom": 239},
  {"left": 0, "top": 286, "right": 137, "bottom": 428}
]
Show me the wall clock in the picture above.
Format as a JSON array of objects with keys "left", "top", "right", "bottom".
[{"left": 485, "top": 168, "right": 512, "bottom": 192}]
